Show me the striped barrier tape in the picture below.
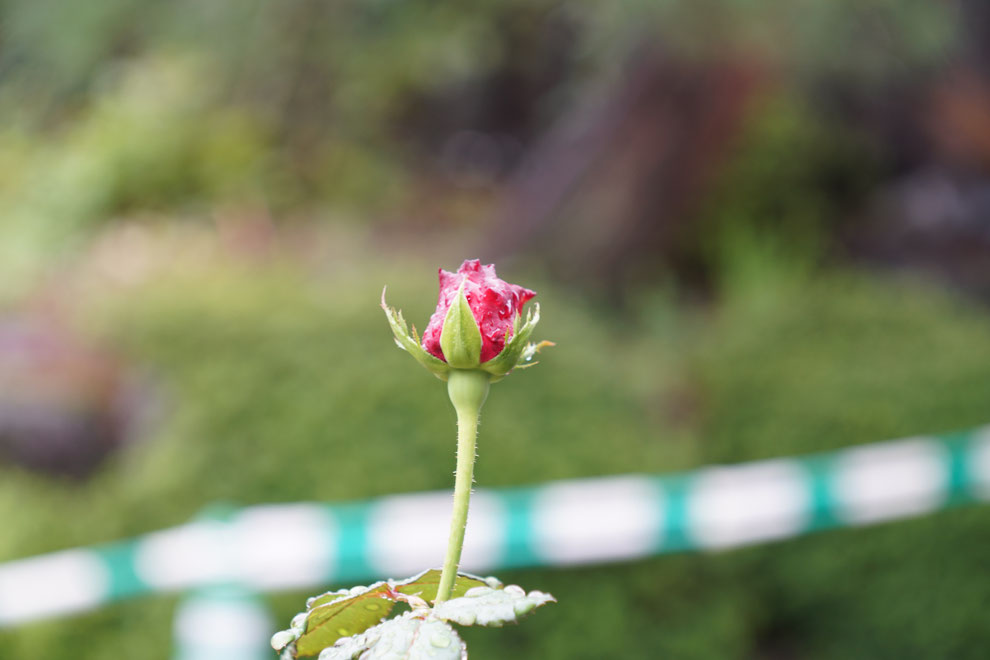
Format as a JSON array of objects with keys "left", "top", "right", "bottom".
[
  {"left": 3, "top": 425, "right": 990, "bottom": 628},
  {"left": 172, "top": 586, "right": 273, "bottom": 660}
]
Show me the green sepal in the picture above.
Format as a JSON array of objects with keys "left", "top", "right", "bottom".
[
  {"left": 439, "top": 283, "right": 483, "bottom": 369},
  {"left": 481, "top": 302, "right": 547, "bottom": 382},
  {"left": 381, "top": 288, "right": 450, "bottom": 381}
]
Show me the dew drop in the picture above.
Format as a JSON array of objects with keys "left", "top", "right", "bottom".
[
  {"left": 270, "top": 630, "right": 296, "bottom": 651},
  {"left": 337, "top": 627, "right": 350, "bottom": 636},
  {"left": 364, "top": 602, "right": 380, "bottom": 611},
  {"left": 431, "top": 633, "right": 451, "bottom": 648}
]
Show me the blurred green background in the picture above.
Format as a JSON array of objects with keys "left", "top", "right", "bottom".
[{"left": 2, "top": 0, "right": 990, "bottom": 657}]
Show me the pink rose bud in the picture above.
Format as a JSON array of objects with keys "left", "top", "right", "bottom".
[
  {"left": 382, "top": 260, "right": 550, "bottom": 381},
  {"left": 422, "top": 260, "right": 535, "bottom": 364}
]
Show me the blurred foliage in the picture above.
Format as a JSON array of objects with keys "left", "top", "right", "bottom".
[
  {"left": 0, "top": 0, "right": 961, "bottom": 297},
  {"left": 718, "top": 96, "right": 877, "bottom": 239},
  {"left": 1, "top": 240, "right": 990, "bottom": 657},
  {"left": 0, "top": 0, "right": 985, "bottom": 658}
]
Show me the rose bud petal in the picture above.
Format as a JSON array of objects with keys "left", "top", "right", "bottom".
[
  {"left": 382, "top": 260, "right": 549, "bottom": 381},
  {"left": 422, "top": 260, "right": 536, "bottom": 365}
]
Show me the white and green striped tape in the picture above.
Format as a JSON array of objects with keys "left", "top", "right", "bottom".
[
  {"left": 3, "top": 425, "right": 990, "bottom": 628},
  {"left": 171, "top": 585, "right": 273, "bottom": 660}
]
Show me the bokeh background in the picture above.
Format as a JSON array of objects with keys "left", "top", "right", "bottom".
[{"left": 2, "top": 1, "right": 990, "bottom": 657}]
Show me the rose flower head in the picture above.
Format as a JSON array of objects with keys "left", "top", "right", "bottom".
[
  {"left": 382, "top": 259, "right": 550, "bottom": 381},
  {"left": 422, "top": 260, "right": 535, "bottom": 363}
]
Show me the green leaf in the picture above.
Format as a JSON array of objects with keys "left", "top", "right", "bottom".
[
  {"left": 295, "top": 583, "right": 397, "bottom": 657},
  {"left": 432, "top": 584, "right": 556, "bottom": 627},
  {"left": 394, "top": 568, "right": 495, "bottom": 602},
  {"left": 273, "top": 570, "right": 496, "bottom": 658},
  {"left": 439, "top": 284, "right": 482, "bottom": 368}
]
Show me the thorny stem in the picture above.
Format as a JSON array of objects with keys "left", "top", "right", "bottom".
[{"left": 435, "top": 369, "right": 490, "bottom": 604}]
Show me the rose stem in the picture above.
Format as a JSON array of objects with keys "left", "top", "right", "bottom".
[{"left": 435, "top": 368, "right": 490, "bottom": 604}]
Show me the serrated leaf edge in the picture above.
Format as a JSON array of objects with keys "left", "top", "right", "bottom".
[
  {"left": 317, "top": 612, "right": 467, "bottom": 660},
  {"left": 431, "top": 584, "right": 556, "bottom": 627},
  {"left": 272, "top": 569, "right": 501, "bottom": 657}
]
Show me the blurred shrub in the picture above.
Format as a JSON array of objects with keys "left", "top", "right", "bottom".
[
  {"left": 0, "top": 3, "right": 978, "bottom": 656},
  {"left": 0, "top": 243, "right": 989, "bottom": 657},
  {"left": 0, "top": 0, "right": 966, "bottom": 310},
  {"left": 0, "top": 1, "right": 959, "bottom": 216},
  {"left": 0, "top": 56, "right": 274, "bottom": 300}
]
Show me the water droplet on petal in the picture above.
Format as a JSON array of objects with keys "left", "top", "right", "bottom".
[{"left": 431, "top": 633, "right": 451, "bottom": 648}]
